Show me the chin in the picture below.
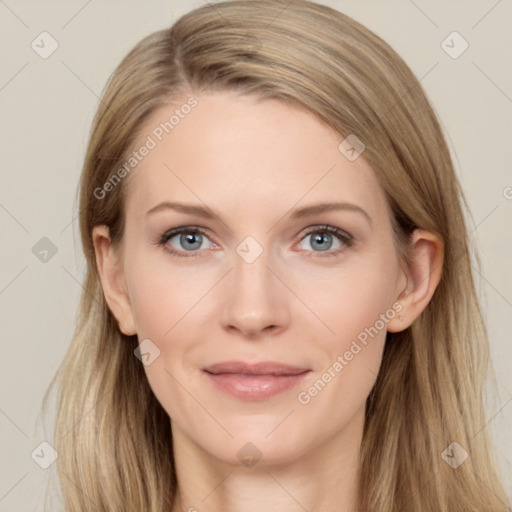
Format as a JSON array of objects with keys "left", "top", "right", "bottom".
[{"left": 199, "top": 418, "right": 311, "bottom": 468}]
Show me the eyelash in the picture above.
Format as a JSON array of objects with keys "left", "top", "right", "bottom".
[{"left": 156, "top": 225, "right": 355, "bottom": 260}]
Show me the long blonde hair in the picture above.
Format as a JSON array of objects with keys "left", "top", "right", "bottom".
[{"left": 40, "top": 1, "right": 511, "bottom": 510}]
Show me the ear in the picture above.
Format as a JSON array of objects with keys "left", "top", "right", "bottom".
[
  {"left": 387, "top": 229, "right": 444, "bottom": 333},
  {"left": 92, "top": 225, "right": 137, "bottom": 336}
]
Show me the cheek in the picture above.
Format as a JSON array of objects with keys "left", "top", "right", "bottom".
[
  {"left": 314, "top": 253, "right": 400, "bottom": 346},
  {"left": 126, "top": 257, "right": 206, "bottom": 422},
  {"left": 307, "top": 248, "right": 400, "bottom": 397},
  {"left": 292, "top": 262, "right": 397, "bottom": 439},
  {"left": 126, "top": 248, "right": 217, "bottom": 340}
]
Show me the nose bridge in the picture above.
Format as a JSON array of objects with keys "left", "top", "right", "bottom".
[{"left": 220, "top": 236, "right": 288, "bottom": 336}]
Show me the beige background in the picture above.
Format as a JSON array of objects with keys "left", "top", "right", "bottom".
[{"left": 0, "top": 0, "right": 511, "bottom": 509}]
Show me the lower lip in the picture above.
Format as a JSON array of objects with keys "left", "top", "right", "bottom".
[{"left": 203, "top": 371, "right": 311, "bottom": 401}]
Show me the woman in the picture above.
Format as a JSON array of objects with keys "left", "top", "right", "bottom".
[{"left": 41, "top": 0, "right": 511, "bottom": 510}]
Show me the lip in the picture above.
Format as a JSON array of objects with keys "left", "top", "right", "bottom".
[{"left": 202, "top": 361, "right": 311, "bottom": 401}]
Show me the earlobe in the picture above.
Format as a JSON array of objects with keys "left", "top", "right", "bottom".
[
  {"left": 387, "top": 229, "right": 444, "bottom": 333},
  {"left": 92, "top": 225, "right": 137, "bottom": 336}
]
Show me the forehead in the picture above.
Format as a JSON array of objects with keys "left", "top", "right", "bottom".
[{"left": 123, "top": 91, "right": 388, "bottom": 224}]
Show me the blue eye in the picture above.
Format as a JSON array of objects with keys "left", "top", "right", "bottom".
[
  {"left": 297, "top": 225, "right": 354, "bottom": 257},
  {"left": 157, "top": 225, "right": 354, "bottom": 259},
  {"left": 158, "top": 227, "right": 214, "bottom": 258}
]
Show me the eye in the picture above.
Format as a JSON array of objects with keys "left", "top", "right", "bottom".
[
  {"left": 156, "top": 224, "right": 355, "bottom": 259},
  {"left": 296, "top": 225, "right": 354, "bottom": 257},
  {"left": 157, "top": 226, "right": 216, "bottom": 258}
]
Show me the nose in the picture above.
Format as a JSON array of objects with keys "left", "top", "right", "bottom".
[{"left": 219, "top": 245, "right": 290, "bottom": 339}]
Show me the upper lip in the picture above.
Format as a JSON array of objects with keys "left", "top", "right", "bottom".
[{"left": 203, "top": 361, "right": 311, "bottom": 376}]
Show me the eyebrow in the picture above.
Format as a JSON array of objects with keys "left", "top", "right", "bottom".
[{"left": 145, "top": 200, "right": 373, "bottom": 227}]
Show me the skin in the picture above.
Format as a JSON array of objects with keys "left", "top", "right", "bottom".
[{"left": 93, "top": 90, "right": 443, "bottom": 512}]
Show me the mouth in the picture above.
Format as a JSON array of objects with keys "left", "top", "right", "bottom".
[{"left": 202, "top": 361, "right": 311, "bottom": 400}]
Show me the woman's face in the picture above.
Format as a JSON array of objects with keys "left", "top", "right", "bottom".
[{"left": 99, "top": 90, "right": 409, "bottom": 466}]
